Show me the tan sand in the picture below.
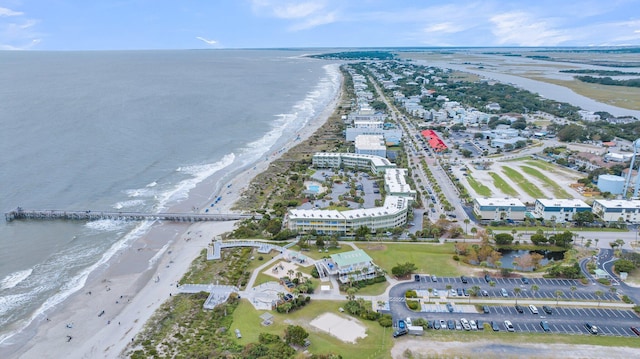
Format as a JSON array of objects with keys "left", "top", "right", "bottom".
[
  {"left": 5, "top": 65, "right": 343, "bottom": 359},
  {"left": 309, "top": 312, "right": 367, "bottom": 344}
]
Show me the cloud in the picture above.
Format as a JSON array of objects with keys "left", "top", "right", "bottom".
[
  {"left": 196, "top": 36, "right": 218, "bottom": 45},
  {"left": 0, "top": 7, "right": 41, "bottom": 50},
  {"left": 251, "top": 0, "right": 338, "bottom": 30},
  {"left": 490, "top": 12, "right": 572, "bottom": 46},
  {"left": 0, "top": 7, "right": 23, "bottom": 17}
]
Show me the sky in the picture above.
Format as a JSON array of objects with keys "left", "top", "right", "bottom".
[{"left": 1, "top": 0, "right": 640, "bottom": 50}]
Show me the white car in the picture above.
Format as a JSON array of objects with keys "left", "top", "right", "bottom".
[
  {"left": 450, "top": 289, "right": 457, "bottom": 297},
  {"left": 529, "top": 305, "right": 539, "bottom": 314},
  {"left": 469, "top": 320, "right": 478, "bottom": 330},
  {"left": 432, "top": 289, "right": 439, "bottom": 297},
  {"left": 460, "top": 318, "right": 471, "bottom": 331},
  {"left": 504, "top": 320, "right": 515, "bottom": 332}
]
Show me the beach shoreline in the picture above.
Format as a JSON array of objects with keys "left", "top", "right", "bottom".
[{"left": 2, "top": 64, "right": 343, "bottom": 359}]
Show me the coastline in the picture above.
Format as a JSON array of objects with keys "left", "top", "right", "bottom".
[{"left": 3, "top": 63, "right": 344, "bottom": 359}]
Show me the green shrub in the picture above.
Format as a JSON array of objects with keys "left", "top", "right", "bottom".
[
  {"left": 407, "top": 300, "right": 420, "bottom": 311},
  {"left": 622, "top": 295, "right": 634, "bottom": 304},
  {"left": 378, "top": 314, "right": 393, "bottom": 327}
]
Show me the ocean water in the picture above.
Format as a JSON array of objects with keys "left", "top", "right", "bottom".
[{"left": 0, "top": 50, "right": 341, "bottom": 344}]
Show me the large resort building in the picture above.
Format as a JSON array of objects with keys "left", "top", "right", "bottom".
[{"left": 286, "top": 153, "right": 414, "bottom": 235}]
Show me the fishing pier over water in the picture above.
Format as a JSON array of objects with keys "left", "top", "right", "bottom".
[{"left": 5, "top": 208, "right": 258, "bottom": 223}]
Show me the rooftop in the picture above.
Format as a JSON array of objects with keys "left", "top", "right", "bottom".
[
  {"left": 475, "top": 197, "right": 526, "bottom": 207},
  {"left": 536, "top": 198, "right": 590, "bottom": 208},
  {"left": 330, "top": 249, "right": 373, "bottom": 268}
]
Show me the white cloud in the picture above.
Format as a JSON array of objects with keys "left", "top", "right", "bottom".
[
  {"left": 251, "top": 0, "right": 337, "bottom": 30},
  {"left": 423, "top": 22, "right": 466, "bottom": 34},
  {"left": 0, "top": 7, "right": 41, "bottom": 50},
  {"left": 490, "top": 12, "right": 572, "bottom": 46},
  {"left": 0, "top": 7, "right": 23, "bottom": 17},
  {"left": 196, "top": 36, "right": 217, "bottom": 45}
]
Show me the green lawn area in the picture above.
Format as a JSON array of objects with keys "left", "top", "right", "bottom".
[
  {"left": 524, "top": 159, "right": 559, "bottom": 172},
  {"left": 357, "top": 242, "right": 461, "bottom": 277},
  {"left": 347, "top": 280, "right": 389, "bottom": 296},
  {"left": 520, "top": 165, "right": 572, "bottom": 198},
  {"left": 293, "top": 244, "right": 353, "bottom": 260},
  {"left": 489, "top": 172, "right": 518, "bottom": 196},
  {"left": 466, "top": 173, "right": 492, "bottom": 197},
  {"left": 231, "top": 299, "right": 393, "bottom": 359},
  {"left": 502, "top": 167, "right": 545, "bottom": 198}
]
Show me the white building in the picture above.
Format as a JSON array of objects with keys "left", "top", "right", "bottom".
[
  {"left": 355, "top": 135, "right": 386, "bottom": 157},
  {"left": 384, "top": 168, "right": 416, "bottom": 200},
  {"left": 286, "top": 195, "right": 411, "bottom": 235},
  {"left": 315, "top": 249, "right": 379, "bottom": 283},
  {"left": 312, "top": 152, "right": 396, "bottom": 174},
  {"left": 533, "top": 199, "right": 591, "bottom": 223},
  {"left": 592, "top": 199, "right": 640, "bottom": 223},
  {"left": 473, "top": 197, "right": 526, "bottom": 221}
]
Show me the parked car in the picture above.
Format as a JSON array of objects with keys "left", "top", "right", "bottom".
[
  {"left": 543, "top": 306, "right": 553, "bottom": 315},
  {"left": 455, "top": 320, "right": 462, "bottom": 330},
  {"left": 414, "top": 274, "right": 420, "bottom": 282},
  {"left": 481, "top": 290, "right": 489, "bottom": 297},
  {"left": 529, "top": 305, "right": 539, "bottom": 314},
  {"left": 463, "top": 288, "right": 469, "bottom": 297},
  {"left": 521, "top": 277, "right": 530, "bottom": 284},
  {"left": 483, "top": 305, "right": 490, "bottom": 314},
  {"left": 476, "top": 320, "right": 485, "bottom": 330},
  {"left": 450, "top": 289, "right": 457, "bottom": 297},
  {"left": 461, "top": 318, "right": 471, "bottom": 331},
  {"left": 433, "top": 289, "right": 439, "bottom": 297},
  {"left": 431, "top": 275, "right": 438, "bottom": 282},
  {"left": 470, "top": 320, "right": 478, "bottom": 330},
  {"left": 460, "top": 276, "right": 468, "bottom": 284},
  {"left": 446, "top": 303, "right": 454, "bottom": 313},
  {"left": 500, "top": 288, "right": 508, "bottom": 297},
  {"left": 515, "top": 305, "right": 524, "bottom": 313},
  {"left": 484, "top": 274, "right": 492, "bottom": 283},
  {"left": 585, "top": 322, "right": 598, "bottom": 335},
  {"left": 457, "top": 288, "right": 464, "bottom": 296},
  {"left": 490, "top": 321, "right": 500, "bottom": 331},
  {"left": 504, "top": 320, "right": 515, "bottom": 332},
  {"left": 440, "top": 320, "right": 447, "bottom": 330},
  {"left": 448, "top": 320, "right": 455, "bottom": 330},
  {"left": 540, "top": 321, "right": 550, "bottom": 332},
  {"left": 631, "top": 327, "right": 640, "bottom": 336}
]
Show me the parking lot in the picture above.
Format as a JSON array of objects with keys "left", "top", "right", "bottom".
[
  {"left": 389, "top": 275, "right": 640, "bottom": 338},
  {"left": 415, "top": 276, "right": 620, "bottom": 301}
]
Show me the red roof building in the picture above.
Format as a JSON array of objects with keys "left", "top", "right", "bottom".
[{"left": 420, "top": 130, "right": 448, "bottom": 152}]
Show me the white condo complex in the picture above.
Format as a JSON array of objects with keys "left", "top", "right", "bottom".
[{"left": 285, "top": 153, "right": 414, "bottom": 235}]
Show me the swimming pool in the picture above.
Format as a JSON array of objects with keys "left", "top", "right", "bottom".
[{"left": 308, "top": 185, "right": 320, "bottom": 193}]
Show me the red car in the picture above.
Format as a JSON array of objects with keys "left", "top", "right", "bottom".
[{"left": 631, "top": 327, "right": 640, "bottom": 336}]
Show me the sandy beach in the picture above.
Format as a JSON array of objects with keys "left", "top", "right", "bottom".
[{"left": 3, "top": 68, "right": 343, "bottom": 359}]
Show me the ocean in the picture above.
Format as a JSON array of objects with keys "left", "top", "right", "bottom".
[{"left": 0, "top": 50, "right": 341, "bottom": 344}]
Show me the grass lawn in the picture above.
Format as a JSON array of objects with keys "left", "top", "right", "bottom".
[
  {"left": 293, "top": 245, "right": 353, "bottom": 260},
  {"left": 347, "top": 280, "right": 390, "bottom": 296},
  {"left": 486, "top": 225, "right": 627, "bottom": 233},
  {"left": 466, "top": 173, "right": 492, "bottom": 197},
  {"left": 231, "top": 299, "right": 393, "bottom": 359},
  {"left": 357, "top": 242, "right": 462, "bottom": 277},
  {"left": 489, "top": 172, "right": 518, "bottom": 196},
  {"left": 524, "top": 159, "right": 561, "bottom": 172},
  {"left": 502, "top": 166, "right": 545, "bottom": 198},
  {"left": 418, "top": 329, "right": 640, "bottom": 348},
  {"left": 520, "top": 165, "right": 572, "bottom": 198}
]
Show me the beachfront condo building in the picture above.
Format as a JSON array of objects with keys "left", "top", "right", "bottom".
[
  {"left": 286, "top": 195, "right": 410, "bottom": 235},
  {"left": 311, "top": 152, "right": 396, "bottom": 175},
  {"left": 473, "top": 197, "right": 526, "bottom": 221},
  {"left": 533, "top": 198, "right": 591, "bottom": 223}
]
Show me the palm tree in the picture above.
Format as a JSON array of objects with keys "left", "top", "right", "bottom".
[
  {"left": 595, "top": 290, "right": 604, "bottom": 307},
  {"left": 570, "top": 286, "right": 577, "bottom": 299},
  {"left": 531, "top": 285, "right": 539, "bottom": 298},
  {"left": 513, "top": 287, "right": 522, "bottom": 305},
  {"left": 470, "top": 227, "right": 478, "bottom": 239},
  {"left": 287, "top": 269, "right": 295, "bottom": 279},
  {"left": 555, "top": 289, "right": 563, "bottom": 305},
  {"left": 595, "top": 238, "right": 599, "bottom": 248},
  {"left": 610, "top": 287, "right": 618, "bottom": 298},
  {"left": 464, "top": 218, "right": 470, "bottom": 235},
  {"left": 489, "top": 280, "right": 496, "bottom": 288}
]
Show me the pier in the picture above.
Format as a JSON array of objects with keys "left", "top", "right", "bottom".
[{"left": 4, "top": 207, "right": 258, "bottom": 223}]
